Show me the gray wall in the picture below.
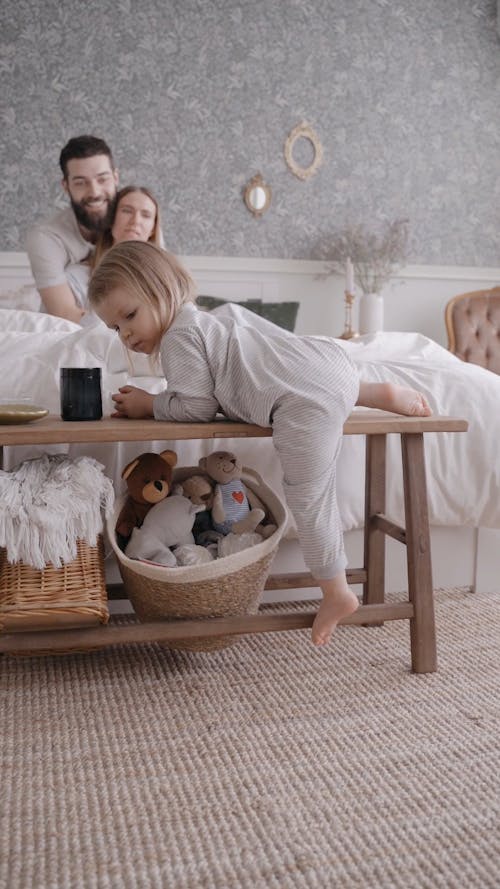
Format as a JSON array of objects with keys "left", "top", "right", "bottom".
[{"left": 1, "top": 0, "right": 499, "bottom": 265}]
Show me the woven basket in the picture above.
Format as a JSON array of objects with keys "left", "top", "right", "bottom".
[
  {"left": 0, "top": 535, "right": 109, "bottom": 638},
  {"left": 107, "top": 467, "right": 287, "bottom": 651}
]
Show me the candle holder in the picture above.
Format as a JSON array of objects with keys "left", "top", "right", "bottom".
[{"left": 339, "top": 290, "right": 359, "bottom": 340}]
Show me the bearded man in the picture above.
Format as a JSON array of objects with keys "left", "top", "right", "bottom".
[{"left": 26, "top": 135, "right": 119, "bottom": 322}]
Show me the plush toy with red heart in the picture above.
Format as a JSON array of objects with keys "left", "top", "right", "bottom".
[{"left": 198, "top": 450, "right": 275, "bottom": 538}]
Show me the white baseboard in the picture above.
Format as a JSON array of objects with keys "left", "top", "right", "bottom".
[{"left": 474, "top": 527, "right": 500, "bottom": 594}]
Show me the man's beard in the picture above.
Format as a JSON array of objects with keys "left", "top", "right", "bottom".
[{"left": 70, "top": 195, "right": 116, "bottom": 234}]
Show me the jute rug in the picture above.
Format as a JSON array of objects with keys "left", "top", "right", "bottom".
[{"left": 2, "top": 586, "right": 500, "bottom": 889}]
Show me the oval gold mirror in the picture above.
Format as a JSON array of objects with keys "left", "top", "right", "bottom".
[
  {"left": 284, "top": 121, "right": 323, "bottom": 181},
  {"left": 244, "top": 173, "right": 272, "bottom": 217}
]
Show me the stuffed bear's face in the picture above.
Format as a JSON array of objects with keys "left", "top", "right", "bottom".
[
  {"left": 181, "top": 474, "right": 214, "bottom": 509},
  {"left": 122, "top": 449, "right": 177, "bottom": 506},
  {"left": 199, "top": 450, "right": 242, "bottom": 484}
]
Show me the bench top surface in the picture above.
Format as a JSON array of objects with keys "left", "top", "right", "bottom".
[{"left": 0, "top": 410, "right": 468, "bottom": 447}]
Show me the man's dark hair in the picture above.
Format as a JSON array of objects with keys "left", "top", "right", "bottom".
[{"left": 59, "top": 135, "right": 114, "bottom": 179}]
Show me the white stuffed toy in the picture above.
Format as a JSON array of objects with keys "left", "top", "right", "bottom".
[{"left": 125, "top": 494, "right": 204, "bottom": 566}]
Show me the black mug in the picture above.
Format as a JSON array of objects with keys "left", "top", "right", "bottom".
[{"left": 60, "top": 367, "right": 103, "bottom": 421}]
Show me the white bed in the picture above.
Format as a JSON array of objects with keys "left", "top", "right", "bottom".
[{"left": 1, "top": 302, "right": 499, "bottom": 601}]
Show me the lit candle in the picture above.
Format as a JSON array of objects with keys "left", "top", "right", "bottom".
[{"left": 346, "top": 257, "right": 354, "bottom": 293}]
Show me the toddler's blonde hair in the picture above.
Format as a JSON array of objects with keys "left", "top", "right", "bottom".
[{"left": 88, "top": 241, "right": 197, "bottom": 353}]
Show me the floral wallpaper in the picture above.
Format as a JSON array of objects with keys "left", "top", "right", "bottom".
[{"left": 1, "top": 0, "right": 499, "bottom": 265}]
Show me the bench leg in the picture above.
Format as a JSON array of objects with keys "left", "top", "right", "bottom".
[
  {"left": 363, "top": 433, "right": 386, "bottom": 611},
  {"left": 401, "top": 432, "right": 437, "bottom": 673}
]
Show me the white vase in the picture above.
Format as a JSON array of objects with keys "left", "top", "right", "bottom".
[{"left": 358, "top": 292, "right": 384, "bottom": 335}]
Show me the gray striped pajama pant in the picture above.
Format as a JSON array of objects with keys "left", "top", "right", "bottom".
[{"left": 271, "top": 347, "right": 359, "bottom": 580}]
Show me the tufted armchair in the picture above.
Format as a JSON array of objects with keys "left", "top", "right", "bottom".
[{"left": 445, "top": 286, "right": 500, "bottom": 374}]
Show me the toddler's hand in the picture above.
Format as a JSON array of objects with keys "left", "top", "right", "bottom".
[{"left": 111, "top": 386, "right": 155, "bottom": 419}]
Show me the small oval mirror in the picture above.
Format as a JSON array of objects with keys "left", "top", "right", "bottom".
[
  {"left": 244, "top": 173, "right": 272, "bottom": 217},
  {"left": 250, "top": 186, "right": 267, "bottom": 211}
]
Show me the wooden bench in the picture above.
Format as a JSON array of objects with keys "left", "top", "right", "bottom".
[{"left": 0, "top": 411, "right": 468, "bottom": 671}]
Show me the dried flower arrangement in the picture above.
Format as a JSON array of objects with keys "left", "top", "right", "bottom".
[{"left": 325, "top": 217, "right": 410, "bottom": 295}]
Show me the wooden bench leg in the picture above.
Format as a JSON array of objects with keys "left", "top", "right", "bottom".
[
  {"left": 401, "top": 432, "right": 437, "bottom": 673},
  {"left": 363, "top": 433, "right": 386, "bottom": 611}
]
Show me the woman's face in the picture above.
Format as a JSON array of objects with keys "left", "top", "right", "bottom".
[{"left": 111, "top": 192, "right": 157, "bottom": 244}]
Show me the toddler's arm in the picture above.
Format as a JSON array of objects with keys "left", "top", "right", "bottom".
[
  {"left": 153, "top": 390, "right": 219, "bottom": 422},
  {"left": 111, "top": 386, "right": 155, "bottom": 419}
]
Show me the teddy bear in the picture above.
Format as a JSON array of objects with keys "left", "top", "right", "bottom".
[
  {"left": 115, "top": 449, "right": 178, "bottom": 543},
  {"left": 198, "top": 450, "right": 276, "bottom": 538},
  {"left": 124, "top": 493, "right": 206, "bottom": 566}
]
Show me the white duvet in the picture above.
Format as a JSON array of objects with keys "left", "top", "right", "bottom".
[{"left": 1, "top": 306, "right": 498, "bottom": 533}]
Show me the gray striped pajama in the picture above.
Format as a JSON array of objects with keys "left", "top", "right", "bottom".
[{"left": 153, "top": 304, "right": 359, "bottom": 579}]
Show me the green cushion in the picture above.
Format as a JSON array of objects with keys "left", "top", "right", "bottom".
[{"left": 196, "top": 295, "right": 300, "bottom": 332}]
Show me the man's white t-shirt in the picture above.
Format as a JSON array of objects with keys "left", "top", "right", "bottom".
[{"left": 25, "top": 207, "right": 93, "bottom": 290}]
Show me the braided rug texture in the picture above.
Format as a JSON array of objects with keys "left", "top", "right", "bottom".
[{"left": 2, "top": 587, "right": 500, "bottom": 889}]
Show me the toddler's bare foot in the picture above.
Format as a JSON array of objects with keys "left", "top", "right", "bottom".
[
  {"left": 312, "top": 585, "right": 359, "bottom": 646},
  {"left": 358, "top": 381, "right": 432, "bottom": 417},
  {"left": 383, "top": 383, "right": 432, "bottom": 417}
]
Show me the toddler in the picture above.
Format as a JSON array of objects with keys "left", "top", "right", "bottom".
[{"left": 88, "top": 242, "right": 431, "bottom": 646}]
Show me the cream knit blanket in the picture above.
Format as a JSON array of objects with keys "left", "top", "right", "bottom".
[{"left": 0, "top": 454, "right": 114, "bottom": 569}]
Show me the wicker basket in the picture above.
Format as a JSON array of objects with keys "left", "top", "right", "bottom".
[
  {"left": 0, "top": 535, "right": 109, "bottom": 636},
  {"left": 107, "top": 467, "right": 287, "bottom": 651}
]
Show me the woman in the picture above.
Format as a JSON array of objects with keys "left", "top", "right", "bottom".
[
  {"left": 91, "top": 185, "right": 163, "bottom": 267},
  {"left": 65, "top": 185, "right": 163, "bottom": 324}
]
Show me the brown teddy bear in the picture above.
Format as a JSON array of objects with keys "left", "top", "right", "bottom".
[
  {"left": 116, "top": 449, "right": 178, "bottom": 541},
  {"left": 198, "top": 450, "right": 276, "bottom": 538}
]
